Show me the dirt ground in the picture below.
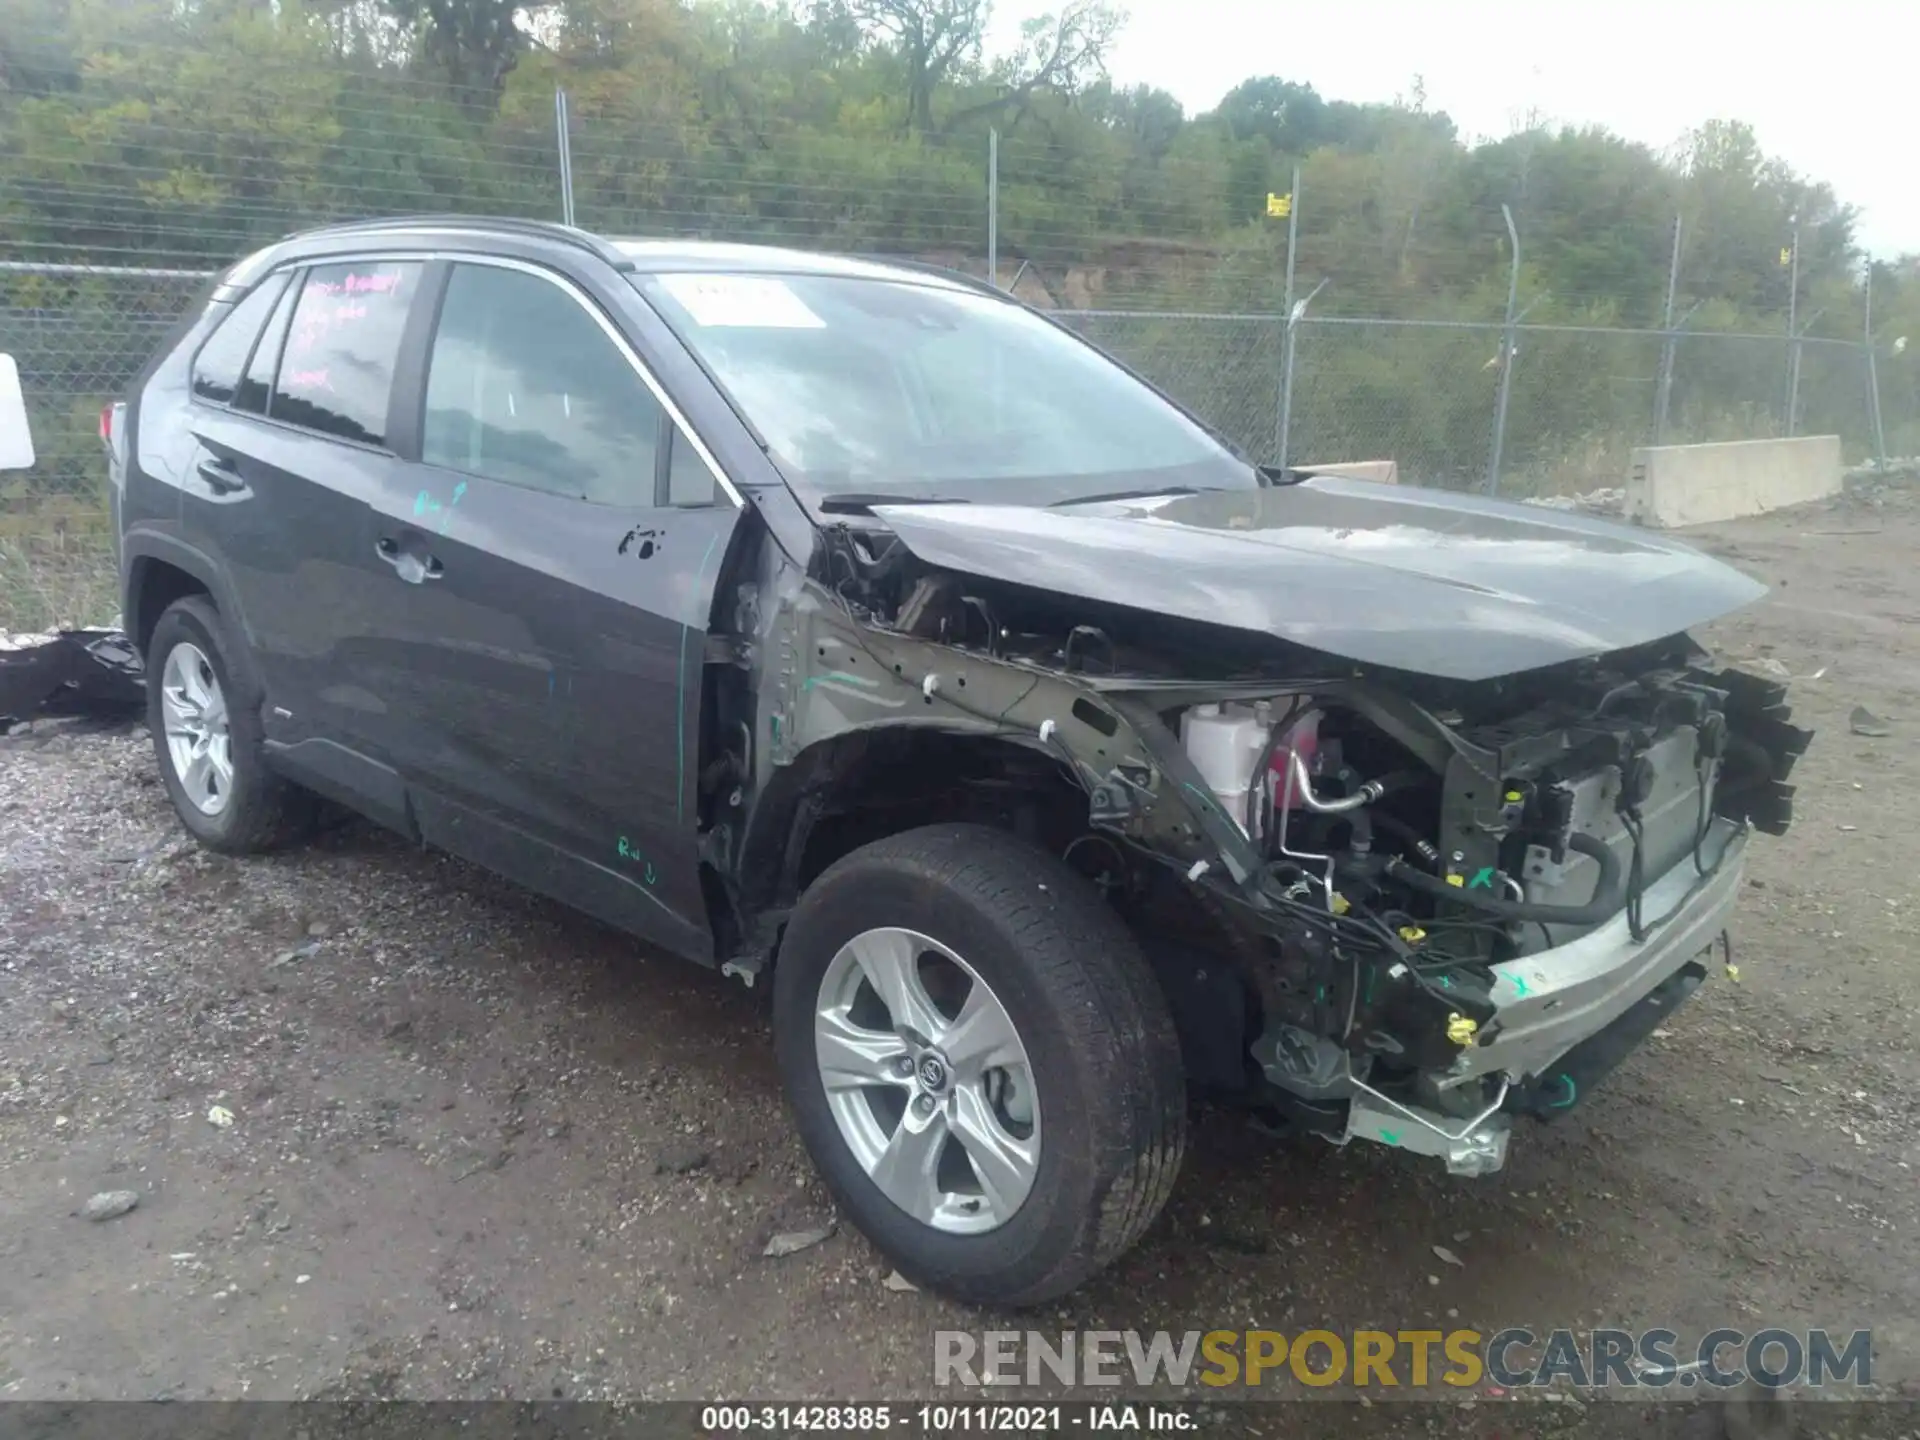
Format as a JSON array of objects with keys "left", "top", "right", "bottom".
[{"left": 3, "top": 482, "right": 1918, "bottom": 1419}]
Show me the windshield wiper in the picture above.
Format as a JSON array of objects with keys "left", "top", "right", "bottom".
[
  {"left": 1049, "top": 485, "right": 1201, "bottom": 508},
  {"left": 818, "top": 492, "right": 972, "bottom": 515}
]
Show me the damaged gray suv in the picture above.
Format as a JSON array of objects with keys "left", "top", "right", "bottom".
[{"left": 108, "top": 216, "right": 1811, "bottom": 1305}]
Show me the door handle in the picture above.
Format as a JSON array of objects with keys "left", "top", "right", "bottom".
[
  {"left": 376, "top": 536, "right": 444, "bottom": 583},
  {"left": 196, "top": 457, "right": 247, "bottom": 495}
]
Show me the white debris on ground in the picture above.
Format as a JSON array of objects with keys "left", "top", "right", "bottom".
[
  {"left": 1520, "top": 486, "right": 1626, "bottom": 516},
  {"left": 0, "top": 630, "right": 62, "bottom": 651}
]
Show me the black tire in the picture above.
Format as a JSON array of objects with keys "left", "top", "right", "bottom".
[
  {"left": 145, "top": 595, "right": 317, "bottom": 854},
  {"left": 773, "top": 822, "right": 1187, "bottom": 1306}
]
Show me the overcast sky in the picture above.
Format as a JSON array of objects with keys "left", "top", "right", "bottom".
[{"left": 990, "top": 0, "right": 1914, "bottom": 257}]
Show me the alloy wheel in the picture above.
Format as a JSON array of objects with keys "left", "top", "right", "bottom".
[
  {"left": 159, "top": 641, "right": 234, "bottom": 816},
  {"left": 813, "top": 926, "right": 1041, "bottom": 1234}
]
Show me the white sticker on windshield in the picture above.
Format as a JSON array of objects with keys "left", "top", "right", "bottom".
[{"left": 659, "top": 275, "right": 826, "bottom": 330}]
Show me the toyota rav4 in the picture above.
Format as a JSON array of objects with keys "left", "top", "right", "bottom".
[{"left": 107, "top": 216, "right": 1811, "bottom": 1306}]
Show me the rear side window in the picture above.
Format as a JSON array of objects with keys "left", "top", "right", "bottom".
[
  {"left": 236, "top": 278, "right": 298, "bottom": 416},
  {"left": 422, "top": 263, "right": 662, "bottom": 505},
  {"left": 269, "top": 261, "right": 422, "bottom": 446},
  {"left": 191, "top": 272, "right": 290, "bottom": 406}
]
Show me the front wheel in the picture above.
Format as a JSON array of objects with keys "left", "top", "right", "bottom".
[{"left": 772, "top": 823, "right": 1187, "bottom": 1306}]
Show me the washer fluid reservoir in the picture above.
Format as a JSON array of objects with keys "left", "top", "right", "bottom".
[{"left": 1179, "top": 702, "right": 1273, "bottom": 837}]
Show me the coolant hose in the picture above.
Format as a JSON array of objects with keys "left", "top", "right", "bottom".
[
  {"left": 1382, "top": 831, "right": 1625, "bottom": 926},
  {"left": 1370, "top": 812, "right": 1439, "bottom": 867}
]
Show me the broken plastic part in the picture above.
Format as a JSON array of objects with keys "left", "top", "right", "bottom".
[{"left": 1343, "top": 1076, "right": 1512, "bottom": 1176}]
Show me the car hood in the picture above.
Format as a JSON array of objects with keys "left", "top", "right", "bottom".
[{"left": 869, "top": 477, "right": 1767, "bottom": 682}]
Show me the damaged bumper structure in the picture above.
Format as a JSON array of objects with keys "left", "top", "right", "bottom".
[
  {"left": 741, "top": 481, "right": 1812, "bottom": 1179},
  {"left": 1, "top": 627, "right": 144, "bottom": 726}
]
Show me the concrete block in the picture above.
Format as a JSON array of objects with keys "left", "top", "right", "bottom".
[
  {"left": 1626, "top": 436, "right": 1841, "bottom": 528},
  {"left": 1300, "top": 459, "right": 1399, "bottom": 485}
]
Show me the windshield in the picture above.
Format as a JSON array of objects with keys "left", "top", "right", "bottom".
[{"left": 634, "top": 271, "right": 1255, "bottom": 507}]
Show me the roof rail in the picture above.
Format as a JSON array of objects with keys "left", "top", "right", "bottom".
[
  {"left": 279, "top": 214, "right": 632, "bottom": 269},
  {"left": 846, "top": 253, "right": 1009, "bottom": 299}
]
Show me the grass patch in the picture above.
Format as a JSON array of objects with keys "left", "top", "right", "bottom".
[{"left": 0, "top": 502, "right": 118, "bottom": 632}]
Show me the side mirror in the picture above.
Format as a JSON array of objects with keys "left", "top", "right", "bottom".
[{"left": 0, "top": 354, "right": 34, "bottom": 471}]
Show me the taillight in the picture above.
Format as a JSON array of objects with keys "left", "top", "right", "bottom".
[{"left": 99, "top": 404, "right": 113, "bottom": 444}]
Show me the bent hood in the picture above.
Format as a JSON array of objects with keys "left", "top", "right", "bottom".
[{"left": 869, "top": 477, "right": 1767, "bottom": 682}]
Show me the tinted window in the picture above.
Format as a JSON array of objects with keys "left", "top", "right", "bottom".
[
  {"left": 638, "top": 271, "right": 1252, "bottom": 507},
  {"left": 423, "top": 264, "right": 661, "bottom": 505},
  {"left": 666, "top": 426, "right": 719, "bottom": 507},
  {"left": 236, "top": 277, "right": 298, "bottom": 416},
  {"left": 191, "top": 272, "right": 289, "bottom": 406},
  {"left": 269, "top": 261, "right": 421, "bottom": 446}
]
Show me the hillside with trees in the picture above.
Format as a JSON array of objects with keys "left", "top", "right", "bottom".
[
  {"left": 4, "top": 0, "right": 1915, "bottom": 316},
  {"left": 1, "top": 0, "right": 1916, "bottom": 581}
]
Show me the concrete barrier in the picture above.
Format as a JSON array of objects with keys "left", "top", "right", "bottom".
[
  {"left": 1299, "top": 459, "right": 1399, "bottom": 485},
  {"left": 1626, "top": 436, "right": 1841, "bottom": 528}
]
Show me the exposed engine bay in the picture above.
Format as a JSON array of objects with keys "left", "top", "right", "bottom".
[{"left": 710, "top": 483, "right": 1814, "bottom": 1176}]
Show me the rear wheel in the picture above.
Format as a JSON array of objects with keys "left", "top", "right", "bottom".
[
  {"left": 773, "top": 823, "right": 1187, "bottom": 1305},
  {"left": 146, "top": 595, "right": 316, "bottom": 853}
]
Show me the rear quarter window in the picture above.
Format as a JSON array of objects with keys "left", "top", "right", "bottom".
[
  {"left": 236, "top": 278, "right": 299, "bottom": 416},
  {"left": 190, "top": 272, "right": 291, "bottom": 406},
  {"left": 268, "top": 261, "right": 422, "bottom": 447}
]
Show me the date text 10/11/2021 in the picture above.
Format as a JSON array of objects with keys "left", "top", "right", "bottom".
[{"left": 700, "top": 1406, "right": 1196, "bottom": 1433}]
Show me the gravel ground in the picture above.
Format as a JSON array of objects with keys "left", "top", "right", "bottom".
[{"left": 3, "top": 486, "right": 1918, "bottom": 1422}]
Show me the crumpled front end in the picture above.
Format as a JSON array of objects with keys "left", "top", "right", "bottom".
[{"left": 728, "top": 514, "right": 1811, "bottom": 1177}]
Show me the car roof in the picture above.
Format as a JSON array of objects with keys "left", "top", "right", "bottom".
[
  {"left": 218, "top": 215, "right": 983, "bottom": 297},
  {"left": 608, "top": 239, "right": 968, "bottom": 288}
]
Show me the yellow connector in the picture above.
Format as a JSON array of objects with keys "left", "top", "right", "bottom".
[
  {"left": 1446, "top": 1012, "right": 1479, "bottom": 1047},
  {"left": 1331, "top": 892, "right": 1351, "bottom": 915},
  {"left": 1398, "top": 925, "right": 1428, "bottom": 944},
  {"left": 1504, "top": 789, "right": 1524, "bottom": 803},
  {"left": 1445, "top": 873, "right": 1465, "bottom": 887}
]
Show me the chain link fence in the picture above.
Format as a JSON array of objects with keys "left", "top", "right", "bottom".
[
  {"left": 1, "top": 265, "right": 211, "bottom": 623},
  {"left": 0, "top": 262, "right": 1899, "bottom": 629},
  {"left": 3, "top": 39, "right": 1911, "bottom": 631},
  {"left": 1060, "top": 311, "right": 1886, "bottom": 497}
]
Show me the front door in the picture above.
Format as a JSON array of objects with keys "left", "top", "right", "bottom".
[{"left": 360, "top": 258, "right": 741, "bottom": 959}]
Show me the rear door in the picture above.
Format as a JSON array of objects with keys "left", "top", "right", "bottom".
[
  {"left": 181, "top": 257, "right": 427, "bottom": 795},
  {"left": 358, "top": 256, "right": 742, "bottom": 957}
]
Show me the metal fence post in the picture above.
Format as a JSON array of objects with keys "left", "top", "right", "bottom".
[
  {"left": 1278, "top": 278, "right": 1327, "bottom": 473},
  {"left": 1865, "top": 260, "right": 1888, "bottom": 465},
  {"left": 987, "top": 128, "right": 999, "bottom": 288},
  {"left": 554, "top": 87, "right": 577, "bottom": 228},
  {"left": 1784, "top": 215, "right": 1800, "bottom": 434},
  {"left": 1274, "top": 165, "right": 1301, "bottom": 467},
  {"left": 1653, "top": 215, "right": 1683, "bottom": 445},
  {"left": 1486, "top": 204, "right": 1521, "bottom": 495},
  {"left": 1653, "top": 335, "right": 1677, "bottom": 446},
  {"left": 1656, "top": 301, "right": 1704, "bottom": 448}
]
